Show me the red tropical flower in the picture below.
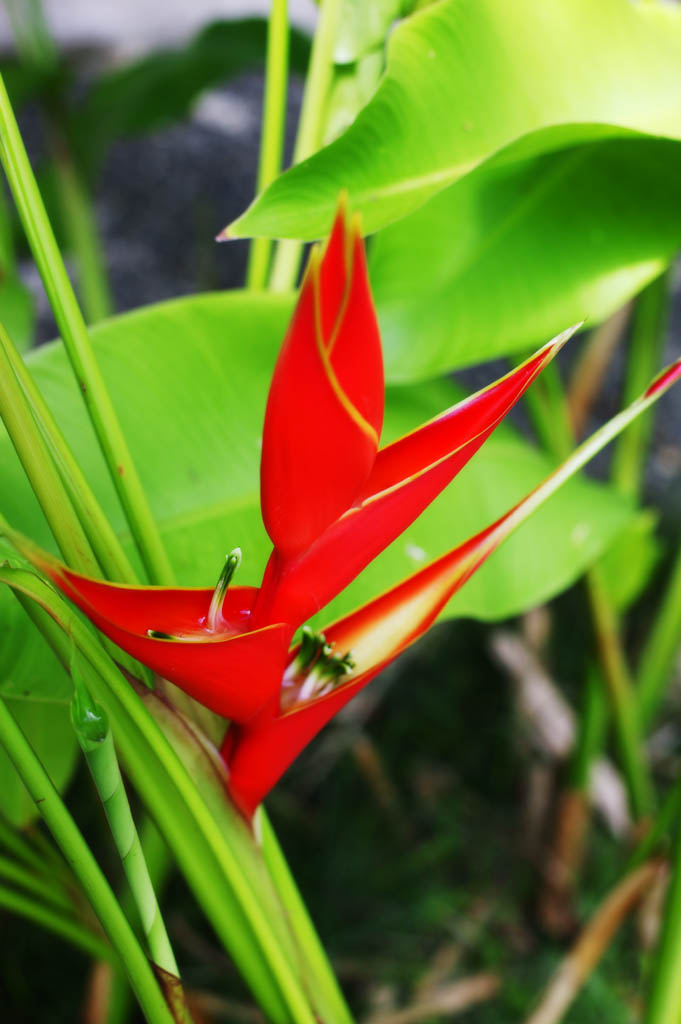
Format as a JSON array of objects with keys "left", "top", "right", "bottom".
[{"left": 21, "top": 201, "right": 678, "bottom": 818}]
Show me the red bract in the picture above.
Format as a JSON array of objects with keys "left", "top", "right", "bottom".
[{"left": 23, "top": 202, "right": 581, "bottom": 815}]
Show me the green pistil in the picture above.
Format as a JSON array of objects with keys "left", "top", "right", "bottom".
[
  {"left": 207, "top": 547, "right": 242, "bottom": 631},
  {"left": 288, "top": 626, "right": 329, "bottom": 678},
  {"left": 297, "top": 647, "right": 355, "bottom": 702}
]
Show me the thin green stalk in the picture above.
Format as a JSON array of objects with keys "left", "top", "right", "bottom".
[
  {"left": 103, "top": 818, "right": 175, "bottom": 1024},
  {"left": 70, "top": 655, "right": 181, "bottom": 984},
  {"left": 259, "top": 810, "right": 355, "bottom": 1024},
  {"left": 269, "top": 0, "right": 343, "bottom": 291},
  {"left": 637, "top": 541, "right": 681, "bottom": 730},
  {"left": 627, "top": 777, "right": 681, "bottom": 872},
  {"left": 586, "top": 565, "right": 654, "bottom": 818},
  {"left": 646, "top": 819, "right": 681, "bottom": 1022},
  {"left": 0, "top": 322, "right": 99, "bottom": 574},
  {"left": 0, "top": 73, "right": 174, "bottom": 585},
  {"left": 0, "top": 851, "right": 73, "bottom": 911},
  {"left": 525, "top": 361, "right": 653, "bottom": 819},
  {"left": 0, "top": 326, "right": 136, "bottom": 583},
  {"left": 569, "top": 663, "right": 608, "bottom": 792},
  {"left": 0, "top": 696, "right": 175, "bottom": 1024},
  {"left": 612, "top": 273, "right": 669, "bottom": 499},
  {"left": 0, "top": 882, "right": 115, "bottom": 964},
  {"left": 51, "top": 146, "right": 114, "bottom": 323},
  {"left": 247, "top": 0, "right": 289, "bottom": 290}
]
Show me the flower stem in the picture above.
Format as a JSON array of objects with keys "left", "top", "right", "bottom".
[
  {"left": 247, "top": 0, "right": 289, "bottom": 290},
  {"left": 0, "top": 695, "right": 175, "bottom": 1024},
  {"left": 70, "top": 654, "right": 182, "bottom": 985},
  {"left": 0, "top": 73, "right": 174, "bottom": 586},
  {"left": 269, "top": 0, "right": 343, "bottom": 292}
]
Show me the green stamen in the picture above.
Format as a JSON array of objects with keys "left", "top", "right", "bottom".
[{"left": 207, "top": 547, "right": 242, "bottom": 631}]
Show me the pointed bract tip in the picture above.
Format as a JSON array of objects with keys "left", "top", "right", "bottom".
[
  {"left": 215, "top": 226, "right": 232, "bottom": 243},
  {"left": 644, "top": 358, "right": 681, "bottom": 400},
  {"left": 544, "top": 321, "right": 583, "bottom": 357}
]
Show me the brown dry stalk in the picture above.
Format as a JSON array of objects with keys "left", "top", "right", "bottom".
[
  {"left": 524, "top": 859, "right": 664, "bottom": 1024},
  {"left": 536, "top": 788, "right": 590, "bottom": 938},
  {"left": 567, "top": 303, "right": 632, "bottom": 438},
  {"left": 365, "top": 972, "right": 500, "bottom": 1024}
]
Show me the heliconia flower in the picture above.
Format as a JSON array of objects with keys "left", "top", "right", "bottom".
[
  {"left": 11, "top": 198, "right": 680, "bottom": 819},
  {"left": 224, "top": 355, "right": 681, "bottom": 817},
  {"left": 10, "top": 201, "right": 574, "bottom": 735}
]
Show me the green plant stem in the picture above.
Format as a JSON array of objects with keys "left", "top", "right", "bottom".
[
  {"left": 525, "top": 361, "right": 653, "bottom": 819},
  {"left": 247, "top": 0, "right": 289, "bottom": 290},
  {"left": 259, "top": 810, "right": 354, "bottom": 1024},
  {"left": 269, "top": 0, "right": 343, "bottom": 292},
  {"left": 646, "top": 818, "right": 681, "bottom": 1022},
  {"left": 72, "top": 673, "right": 180, "bottom": 980},
  {"left": 51, "top": 145, "right": 114, "bottom": 323},
  {"left": 103, "top": 818, "right": 175, "bottom": 1024},
  {"left": 569, "top": 663, "right": 608, "bottom": 792},
  {"left": 0, "top": 323, "right": 100, "bottom": 574},
  {"left": 637, "top": 542, "right": 681, "bottom": 730},
  {"left": 612, "top": 272, "right": 669, "bottom": 499},
  {"left": 628, "top": 778, "right": 681, "bottom": 872},
  {"left": 0, "top": 73, "right": 174, "bottom": 586},
  {"left": 586, "top": 564, "right": 654, "bottom": 818},
  {"left": 0, "top": 695, "right": 175, "bottom": 1024},
  {"left": 0, "top": 882, "right": 115, "bottom": 964},
  {"left": 0, "top": 326, "right": 136, "bottom": 583}
]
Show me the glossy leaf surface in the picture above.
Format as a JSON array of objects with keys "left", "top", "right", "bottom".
[
  {"left": 370, "top": 138, "right": 681, "bottom": 379},
  {"left": 227, "top": 0, "right": 681, "bottom": 240}
]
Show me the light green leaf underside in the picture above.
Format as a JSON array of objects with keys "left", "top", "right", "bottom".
[
  {"left": 0, "top": 292, "right": 632, "bottom": 701},
  {"left": 370, "top": 137, "right": 681, "bottom": 379},
  {"left": 227, "top": 0, "right": 681, "bottom": 240}
]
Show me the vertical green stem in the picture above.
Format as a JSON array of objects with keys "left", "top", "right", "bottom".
[
  {"left": 71, "top": 662, "right": 181, "bottom": 984},
  {"left": 569, "top": 664, "right": 608, "bottom": 792},
  {"left": 51, "top": 145, "right": 114, "bottom": 323},
  {"left": 0, "top": 326, "right": 136, "bottom": 583},
  {"left": 637, "top": 544, "right": 681, "bottom": 730},
  {"left": 269, "top": 0, "right": 343, "bottom": 292},
  {"left": 525, "top": 362, "right": 653, "bottom": 819},
  {"left": 612, "top": 273, "right": 669, "bottom": 498},
  {"left": 0, "top": 323, "right": 99, "bottom": 574},
  {"left": 0, "top": 74, "right": 174, "bottom": 585},
  {"left": 646, "top": 820, "right": 681, "bottom": 1022},
  {"left": 0, "top": 695, "right": 175, "bottom": 1024},
  {"left": 259, "top": 810, "right": 354, "bottom": 1024},
  {"left": 586, "top": 565, "right": 654, "bottom": 818},
  {"left": 247, "top": 0, "right": 289, "bottom": 290}
]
